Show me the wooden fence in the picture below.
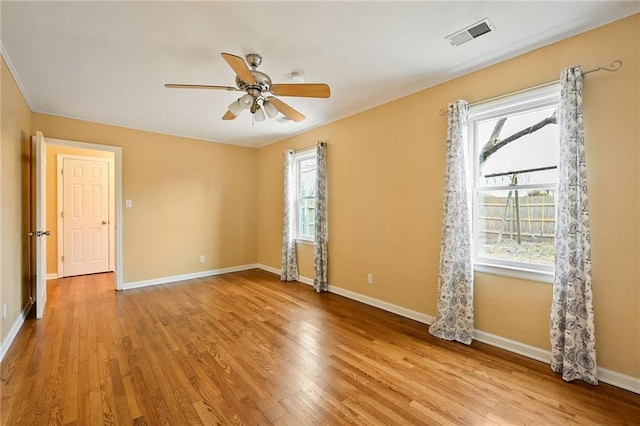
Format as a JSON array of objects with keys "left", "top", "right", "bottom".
[{"left": 478, "top": 195, "right": 555, "bottom": 243}]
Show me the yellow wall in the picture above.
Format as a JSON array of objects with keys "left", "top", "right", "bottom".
[
  {"left": 32, "top": 114, "right": 258, "bottom": 283},
  {"left": 257, "top": 15, "right": 639, "bottom": 378},
  {"left": 45, "top": 145, "right": 114, "bottom": 275},
  {"left": 1, "top": 56, "right": 32, "bottom": 343}
]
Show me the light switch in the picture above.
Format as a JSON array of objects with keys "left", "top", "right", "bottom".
[{"left": 125, "top": 199, "right": 133, "bottom": 208}]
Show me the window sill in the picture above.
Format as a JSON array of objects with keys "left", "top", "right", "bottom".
[
  {"left": 295, "top": 239, "right": 314, "bottom": 246},
  {"left": 473, "top": 262, "right": 554, "bottom": 284}
]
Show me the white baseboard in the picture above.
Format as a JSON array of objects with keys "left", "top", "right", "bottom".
[
  {"left": 0, "top": 302, "right": 32, "bottom": 363},
  {"left": 46, "top": 273, "right": 59, "bottom": 280},
  {"left": 258, "top": 264, "right": 281, "bottom": 276},
  {"left": 122, "top": 263, "right": 258, "bottom": 290},
  {"left": 473, "top": 330, "right": 640, "bottom": 393},
  {"left": 327, "top": 284, "right": 436, "bottom": 325},
  {"left": 255, "top": 264, "right": 639, "bottom": 394},
  {"left": 298, "top": 276, "right": 314, "bottom": 286},
  {"left": 257, "top": 264, "right": 434, "bottom": 323},
  {"left": 597, "top": 368, "right": 640, "bottom": 394},
  {"left": 473, "top": 329, "right": 552, "bottom": 364}
]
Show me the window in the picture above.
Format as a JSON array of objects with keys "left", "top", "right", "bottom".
[
  {"left": 293, "top": 149, "right": 317, "bottom": 241},
  {"left": 468, "top": 85, "right": 560, "bottom": 281}
]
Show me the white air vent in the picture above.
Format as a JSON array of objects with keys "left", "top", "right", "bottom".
[{"left": 446, "top": 18, "right": 495, "bottom": 47}]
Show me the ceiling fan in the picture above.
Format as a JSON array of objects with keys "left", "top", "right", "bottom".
[{"left": 165, "top": 53, "right": 330, "bottom": 123}]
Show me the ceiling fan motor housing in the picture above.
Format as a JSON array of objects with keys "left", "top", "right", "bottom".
[
  {"left": 235, "top": 53, "right": 271, "bottom": 94},
  {"left": 236, "top": 71, "right": 272, "bottom": 93}
]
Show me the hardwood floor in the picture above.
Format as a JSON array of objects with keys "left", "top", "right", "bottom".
[{"left": 2, "top": 269, "right": 639, "bottom": 425}]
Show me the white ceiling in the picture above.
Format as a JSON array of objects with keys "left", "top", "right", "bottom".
[{"left": 2, "top": 1, "right": 638, "bottom": 148}]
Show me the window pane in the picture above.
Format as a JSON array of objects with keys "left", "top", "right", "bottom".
[
  {"left": 298, "top": 198, "right": 315, "bottom": 238},
  {"left": 476, "top": 105, "right": 558, "bottom": 187},
  {"left": 476, "top": 189, "right": 555, "bottom": 266},
  {"left": 299, "top": 159, "right": 317, "bottom": 197}
]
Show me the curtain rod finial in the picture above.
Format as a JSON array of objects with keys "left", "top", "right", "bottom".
[{"left": 608, "top": 60, "right": 623, "bottom": 71}]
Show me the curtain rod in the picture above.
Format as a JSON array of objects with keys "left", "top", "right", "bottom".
[
  {"left": 293, "top": 141, "right": 325, "bottom": 152},
  {"left": 438, "top": 60, "right": 623, "bottom": 116},
  {"left": 284, "top": 141, "right": 327, "bottom": 155}
]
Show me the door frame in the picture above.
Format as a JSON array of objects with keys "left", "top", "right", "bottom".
[
  {"left": 34, "top": 132, "right": 47, "bottom": 318},
  {"left": 57, "top": 154, "right": 115, "bottom": 278},
  {"left": 46, "top": 137, "right": 123, "bottom": 290}
]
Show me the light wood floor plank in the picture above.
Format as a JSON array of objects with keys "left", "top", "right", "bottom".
[{"left": 2, "top": 269, "right": 639, "bottom": 425}]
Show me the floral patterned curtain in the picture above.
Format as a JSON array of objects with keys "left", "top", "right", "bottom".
[
  {"left": 281, "top": 150, "right": 299, "bottom": 281},
  {"left": 428, "top": 100, "right": 474, "bottom": 345},
  {"left": 314, "top": 142, "right": 328, "bottom": 292},
  {"left": 550, "top": 66, "right": 597, "bottom": 384}
]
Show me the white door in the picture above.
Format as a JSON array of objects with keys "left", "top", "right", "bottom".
[
  {"left": 33, "top": 132, "right": 48, "bottom": 319},
  {"left": 62, "top": 158, "right": 110, "bottom": 276}
]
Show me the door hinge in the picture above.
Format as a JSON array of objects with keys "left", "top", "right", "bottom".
[
  {"left": 61, "top": 211, "right": 64, "bottom": 218},
  {"left": 61, "top": 255, "right": 64, "bottom": 262}
]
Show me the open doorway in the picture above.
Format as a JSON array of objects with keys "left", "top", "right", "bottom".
[
  {"left": 44, "top": 137, "right": 123, "bottom": 290},
  {"left": 53, "top": 151, "right": 115, "bottom": 278}
]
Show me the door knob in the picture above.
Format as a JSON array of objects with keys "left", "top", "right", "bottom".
[{"left": 102, "top": 220, "right": 108, "bottom": 225}]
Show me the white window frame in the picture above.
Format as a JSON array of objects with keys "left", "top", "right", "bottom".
[
  {"left": 468, "top": 84, "right": 560, "bottom": 283},
  {"left": 293, "top": 148, "right": 317, "bottom": 243}
]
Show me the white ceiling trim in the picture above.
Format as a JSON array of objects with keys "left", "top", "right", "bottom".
[
  {"left": 31, "top": 110, "right": 248, "bottom": 149},
  {"left": 1, "top": 42, "right": 34, "bottom": 111}
]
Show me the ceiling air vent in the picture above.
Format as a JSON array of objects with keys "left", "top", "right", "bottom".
[{"left": 445, "top": 18, "right": 495, "bottom": 47}]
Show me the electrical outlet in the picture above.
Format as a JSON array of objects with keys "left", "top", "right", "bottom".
[
  {"left": 367, "top": 274, "right": 374, "bottom": 285},
  {"left": 2, "top": 304, "right": 7, "bottom": 319},
  {"left": 199, "top": 255, "right": 205, "bottom": 263}
]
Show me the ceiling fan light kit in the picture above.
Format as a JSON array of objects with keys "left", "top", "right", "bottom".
[
  {"left": 166, "top": 52, "right": 330, "bottom": 124},
  {"left": 239, "top": 93, "right": 253, "bottom": 107},
  {"left": 263, "top": 100, "right": 279, "bottom": 119},
  {"left": 227, "top": 99, "right": 243, "bottom": 116},
  {"left": 254, "top": 106, "right": 266, "bottom": 122}
]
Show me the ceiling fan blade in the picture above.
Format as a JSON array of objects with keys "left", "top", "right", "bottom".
[
  {"left": 270, "top": 83, "right": 330, "bottom": 98},
  {"left": 221, "top": 53, "right": 256, "bottom": 85},
  {"left": 164, "top": 83, "right": 239, "bottom": 91},
  {"left": 222, "top": 110, "right": 237, "bottom": 120},
  {"left": 266, "top": 96, "right": 305, "bottom": 122}
]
